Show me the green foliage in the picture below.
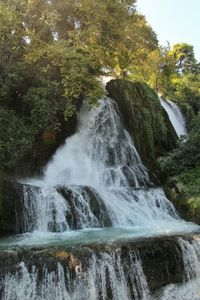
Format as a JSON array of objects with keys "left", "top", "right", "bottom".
[
  {"left": 131, "top": 42, "right": 200, "bottom": 123},
  {"left": 171, "top": 73, "right": 200, "bottom": 118},
  {"left": 185, "top": 196, "right": 200, "bottom": 220},
  {"left": 160, "top": 112, "right": 200, "bottom": 222},
  {"left": 168, "top": 43, "right": 198, "bottom": 74},
  {"left": 167, "top": 167, "right": 200, "bottom": 224},
  {"left": 136, "top": 42, "right": 200, "bottom": 125},
  {"left": 0, "top": 108, "right": 33, "bottom": 169},
  {"left": 159, "top": 113, "right": 200, "bottom": 176},
  {"left": 48, "top": 0, "right": 157, "bottom": 75},
  {"left": 23, "top": 81, "right": 62, "bottom": 133},
  {"left": 0, "top": 0, "right": 106, "bottom": 170},
  {"left": 1, "top": 0, "right": 199, "bottom": 173},
  {"left": 37, "top": 41, "right": 105, "bottom": 119},
  {"left": 176, "top": 167, "right": 200, "bottom": 197}
]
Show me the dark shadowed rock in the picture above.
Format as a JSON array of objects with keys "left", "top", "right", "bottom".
[
  {"left": 0, "top": 179, "right": 24, "bottom": 235},
  {"left": 57, "top": 185, "right": 112, "bottom": 229}
]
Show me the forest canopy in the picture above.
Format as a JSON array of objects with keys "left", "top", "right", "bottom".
[{"left": 0, "top": 0, "right": 200, "bottom": 170}]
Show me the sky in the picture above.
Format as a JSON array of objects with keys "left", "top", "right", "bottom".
[{"left": 137, "top": 0, "right": 200, "bottom": 61}]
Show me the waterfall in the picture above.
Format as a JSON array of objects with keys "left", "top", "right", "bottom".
[
  {"left": 159, "top": 237, "right": 200, "bottom": 300},
  {"left": 2, "top": 237, "right": 200, "bottom": 300},
  {"left": 1, "top": 249, "right": 150, "bottom": 300},
  {"left": 160, "top": 98, "right": 187, "bottom": 138},
  {"left": 179, "top": 238, "right": 200, "bottom": 281},
  {"left": 18, "top": 98, "right": 183, "bottom": 233},
  {"left": 1, "top": 97, "right": 200, "bottom": 300},
  {"left": 43, "top": 98, "right": 149, "bottom": 188}
]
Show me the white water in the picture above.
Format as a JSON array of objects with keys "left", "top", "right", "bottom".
[
  {"left": 1, "top": 250, "right": 150, "bottom": 300},
  {"left": 159, "top": 279, "right": 200, "bottom": 300},
  {"left": 160, "top": 98, "right": 187, "bottom": 138},
  {"left": 1, "top": 97, "right": 200, "bottom": 299},
  {"left": 18, "top": 98, "right": 190, "bottom": 233},
  {"left": 159, "top": 237, "right": 200, "bottom": 300},
  {"left": 2, "top": 237, "right": 200, "bottom": 300},
  {"left": 43, "top": 98, "right": 148, "bottom": 188}
]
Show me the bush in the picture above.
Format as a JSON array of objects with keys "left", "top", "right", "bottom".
[
  {"left": 0, "top": 108, "right": 34, "bottom": 169},
  {"left": 159, "top": 113, "right": 200, "bottom": 176}
]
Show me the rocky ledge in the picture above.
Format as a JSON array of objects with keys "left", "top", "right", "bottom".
[{"left": 0, "top": 233, "right": 199, "bottom": 299}]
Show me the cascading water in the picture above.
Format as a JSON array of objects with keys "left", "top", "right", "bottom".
[
  {"left": 19, "top": 98, "right": 181, "bottom": 233},
  {"left": 1, "top": 97, "right": 200, "bottom": 300},
  {"left": 160, "top": 98, "right": 187, "bottom": 138},
  {"left": 158, "top": 237, "right": 200, "bottom": 300},
  {"left": 43, "top": 98, "right": 149, "bottom": 188},
  {"left": 1, "top": 237, "right": 200, "bottom": 300},
  {"left": 1, "top": 249, "right": 150, "bottom": 300}
]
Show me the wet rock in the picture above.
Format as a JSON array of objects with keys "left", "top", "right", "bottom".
[
  {"left": 0, "top": 234, "right": 198, "bottom": 298},
  {"left": 0, "top": 179, "right": 24, "bottom": 235},
  {"left": 57, "top": 185, "right": 112, "bottom": 229}
]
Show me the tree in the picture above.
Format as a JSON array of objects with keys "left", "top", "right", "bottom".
[
  {"left": 0, "top": 108, "right": 33, "bottom": 169},
  {"left": 168, "top": 43, "right": 198, "bottom": 74},
  {"left": 3, "top": 0, "right": 193, "bottom": 171}
]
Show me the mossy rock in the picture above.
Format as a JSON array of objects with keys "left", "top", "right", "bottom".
[
  {"left": 184, "top": 196, "right": 200, "bottom": 223},
  {"left": 167, "top": 192, "right": 200, "bottom": 225},
  {"left": 106, "top": 79, "right": 178, "bottom": 177},
  {"left": 164, "top": 167, "right": 200, "bottom": 223}
]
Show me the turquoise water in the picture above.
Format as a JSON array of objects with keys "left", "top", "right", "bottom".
[{"left": 0, "top": 220, "right": 199, "bottom": 250}]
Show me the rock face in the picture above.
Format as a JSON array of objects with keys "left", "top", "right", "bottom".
[
  {"left": 0, "top": 234, "right": 197, "bottom": 299},
  {"left": 57, "top": 186, "right": 112, "bottom": 229},
  {"left": 0, "top": 181, "right": 114, "bottom": 235},
  {"left": 0, "top": 179, "right": 24, "bottom": 235},
  {"left": 138, "top": 237, "right": 184, "bottom": 291},
  {"left": 106, "top": 79, "right": 178, "bottom": 177}
]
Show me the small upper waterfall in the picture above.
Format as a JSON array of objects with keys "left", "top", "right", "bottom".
[
  {"left": 19, "top": 98, "right": 182, "bottom": 233},
  {"left": 160, "top": 98, "right": 187, "bottom": 138}
]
